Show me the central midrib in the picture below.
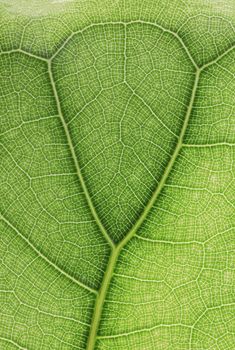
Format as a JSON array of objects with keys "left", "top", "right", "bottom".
[{"left": 85, "top": 67, "right": 201, "bottom": 349}]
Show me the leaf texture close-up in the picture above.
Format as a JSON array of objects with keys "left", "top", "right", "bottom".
[{"left": 1, "top": 0, "right": 235, "bottom": 349}]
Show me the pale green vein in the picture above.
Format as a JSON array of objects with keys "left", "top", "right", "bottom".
[
  {"left": 0, "top": 336, "right": 27, "bottom": 350},
  {"left": 192, "top": 303, "right": 235, "bottom": 328},
  {"left": 0, "top": 48, "right": 48, "bottom": 62},
  {"left": 183, "top": 142, "right": 235, "bottom": 147},
  {"left": 113, "top": 272, "right": 163, "bottom": 283},
  {"left": 200, "top": 44, "right": 235, "bottom": 70},
  {"left": 97, "top": 323, "right": 192, "bottom": 339},
  {"left": 125, "top": 83, "right": 179, "bottom": 138},
  {"left": 47, "top": 60, "right": 115, "bottom": 250},
  {"left": 50, "top": 21, "right": 198, "bottom": 70},
  {"left": 0, "top": 115, "right": 58, "bottom": 136},
  {"left": 0, "top": 214, "right": 97, "bottom": 295},
  {"left": 5, "top": 291, "right": 91, "bottom": 326},
  {"left": 135, "top": 234, "right": 203, "bottom": 245}
]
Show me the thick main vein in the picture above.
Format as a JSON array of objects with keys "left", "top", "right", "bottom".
[
  {"left": 47, "top": 61, "right": 115, "bottom": 250},
  {"left": 86, "top": 61, "right": 201, "bottom": 350}
]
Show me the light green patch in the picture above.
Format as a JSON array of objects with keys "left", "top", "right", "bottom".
[{"left": 1, "top": 0, "right": 76, "bottom": 17}]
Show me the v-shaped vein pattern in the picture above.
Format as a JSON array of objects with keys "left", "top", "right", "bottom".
[{"left": 1, "top": 4, "right": 235, "bottom": 350}]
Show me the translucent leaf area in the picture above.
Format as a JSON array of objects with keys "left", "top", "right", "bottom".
[{"left": 0, "top": 1, "right": 235, "bottom": 349}]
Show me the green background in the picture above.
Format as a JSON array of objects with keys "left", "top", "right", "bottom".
[{"left": 0, "top": 0, "right": 235, "bottom": 349}]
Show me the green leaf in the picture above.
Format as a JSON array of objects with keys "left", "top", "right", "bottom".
[{"left": 1, "top": 1, "right": 235, "bottom": 349}]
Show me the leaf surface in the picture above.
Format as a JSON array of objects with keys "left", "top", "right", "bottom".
[{"left": 1, "top": 1, "right": 235, "bottom": 349}]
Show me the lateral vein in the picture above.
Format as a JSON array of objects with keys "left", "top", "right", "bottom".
[
  {"left": 0, "top": 336, "right": 28, "bottom": 350},
  {"left": 0, "top": 213, "right": 97, "bottom": 295},
  {"left": 117, "top": 68, "right": 201, "bottom": 251},
  {"left": 47, "top": 61, "right": 115, "bottom": 250}
]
